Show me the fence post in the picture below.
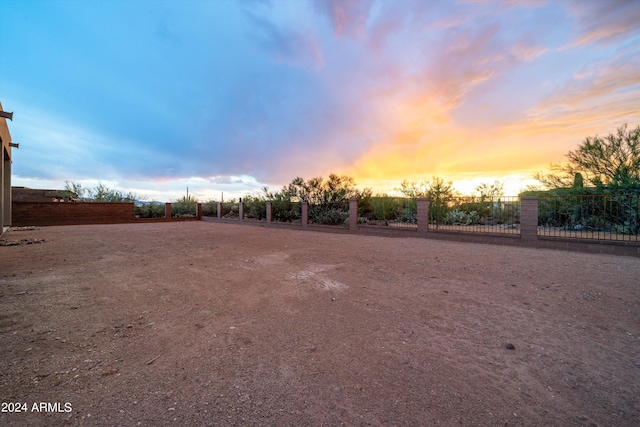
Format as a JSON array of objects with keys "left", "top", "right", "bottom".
[
  {"left": 266, "top": 202, "right": 272, "bottom": 225},
  {"left": 349, "top": 199, "right": 358, "bottom": 231},
  {"left": 417, "top": 198, "right": 429, "bottom": 233},
  {"left": 520, "top": 196, "right": 538, "bottom": 243},
  {"left": 217, "top": 202, "right": 221, "bottom": 219},
  {"left": 165, "top": 202, "right": 172, "bottom": 219},
  {"left": 196, "top": 203, "right": 202, "bottom": 219},
  {"left": 239, "top": 201, "right": 244, "bottom": 221},
  {"left": 301, "top": 202, "right": 309, "bottom": 227}
]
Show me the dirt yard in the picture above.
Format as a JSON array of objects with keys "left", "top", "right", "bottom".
[{"left": 1, "top": 221, "right": 639, "bottom": 426}]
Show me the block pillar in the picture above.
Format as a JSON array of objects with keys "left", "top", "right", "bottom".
[
  {"left": 165, "top": 203, "right": 172, "bottom": 219},
  {"left": 239, "top": 202, "right": 244, "bottom": 221},
  {"left": 266, "top": 202, "right": 272, "bottom": 225},
  {"left": 520, "top": 196, "right": 538, "bottom": 242},
  {"left": 301, "top": 202, "right": 309, "bottom": 227},
  {"left": 217, "top": 202, "right": 221, "bottom": 219},
  {"left": 417, "top": 198, "right": 429, "bottom": 233},
  {"left": 349, "top": 199, "right": 358, "bottom": 231},
  {"left": 196, "top": 203, "right": 202, "bottom": 219}
]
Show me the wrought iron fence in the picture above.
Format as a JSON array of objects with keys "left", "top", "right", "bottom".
[
  {"left": 308, "top": 201, "right": 350, "bottom": 226},
  {"left": 428, "top": 196, "right": 520, "bottom": 234},
  {"left": 538, "top": 194, "right": 640, "bottom": 241},
  {"left": 242, "top": 199, "right": 267, "bottom": 221},
  {"left": 358, "top": 197, "right": 417, "bottom": 229},
  {"left": 270, "top": 201, "right": 302, "bottom": 224},
  {"left": 221, "top": 202, "right": 239, "bottom": 219}
]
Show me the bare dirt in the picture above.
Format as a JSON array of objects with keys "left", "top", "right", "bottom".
[{"left": 1, "top": 221, "right": 639, "bottom": 426}]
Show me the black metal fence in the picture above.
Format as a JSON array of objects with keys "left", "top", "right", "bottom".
[
  {"left": 270, "top": 201, "right": 302, "bottom": 224},
  {"left": 221, "top": 202, "right": 239, "bottom": 219},
  {"left": 242, "top": 199, "right": 267, "bottom": 221},
  {"left": 538, "top": 194, "right": 640, "bottom": 241},
  {"left": 308, "top": 201, "right": 350, "bottom": 227},
  {"left": 358, "top": 197, "right": 417, "bottom": 229},
  {"left": 428, "top": 196, "right": 521, "bottom": 234}
]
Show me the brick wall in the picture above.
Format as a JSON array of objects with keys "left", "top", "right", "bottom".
[{"left": 12, "top": 202, "right": 135, "bottom": 226}]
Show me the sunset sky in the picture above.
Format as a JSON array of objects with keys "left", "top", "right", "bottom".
[{"left": 1, "top": 0, "right": 639, "bottom": 201}]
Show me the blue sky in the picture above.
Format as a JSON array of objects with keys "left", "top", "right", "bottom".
[{"left": 1, "top": 0, "right": 639, "bottom": 201}]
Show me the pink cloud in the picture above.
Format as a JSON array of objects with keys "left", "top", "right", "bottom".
[
  {"left": 312, "top": 0, "right": 374, "bottom": 39},
  {"left": 538, "top": 46, "right": 640, "bottom": 112},
  {"left": 564, "top": 0, "right": 640, "bottom": 47}
]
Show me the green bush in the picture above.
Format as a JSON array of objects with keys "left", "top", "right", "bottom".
[
  {"left": 309, "top": 204, "right": 349, "bottom": 225},
  {"left": 172, "top": 195, "right": 197, "bottom": 217},
  {"left": 134, "top": 202, "right": 165, "bottom": 218},
  {"left": 202, "top": 200, "right": 218, "bottom": 216},
  {"left": 242, "top": 195, "right": 267, "bottom": 220},
  {"left": 444, "top": 209, "right": 479, "bottom": 225}
]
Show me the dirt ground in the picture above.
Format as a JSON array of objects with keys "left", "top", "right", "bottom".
[{"left": 1, "top": 221, "right": 639, "bottom": 427}]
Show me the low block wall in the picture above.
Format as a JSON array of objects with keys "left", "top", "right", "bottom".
[{"left": 12, "top": 202, "right": 136, "bottom": 226}]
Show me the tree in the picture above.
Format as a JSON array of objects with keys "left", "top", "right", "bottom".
[
  {"left": 397, "top": 176, "right": 457, "bottom": 199},
  {"left": 536, "top": 124, "right": 640, "bottom": 192},
  {"left": 88, "top": 182, "right": 138, "bottom": 202},
  {"left": 64, "top": 181, "right": 139, "bottom": 202},
  {"left": 266, "top": 174, "right": 371, "bottom": 225},
  {"left": 64, "top": 180, "right": 85, "bottom": 200},
  {"left": 475, "top": 179, "right": 504, "bottom": 200},
  {"left": 397, "top": 177, "right": 457, "bottom": 222}
]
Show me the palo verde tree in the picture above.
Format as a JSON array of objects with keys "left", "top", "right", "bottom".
[
  {"left": 397, "top": 176, "right": 458, "bottom": 222},
  {"left": 536, "top": 124, "right": 640, "bottom": 192},
  {"left": 64, "top": 181, "right": 139, "bottom": 202},
  {"left": 266, "top": 174, "right": 370, "bottom": 225}
]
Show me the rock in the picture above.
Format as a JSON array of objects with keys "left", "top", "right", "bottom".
[{"left": 505, "top": 343, "right": 515, "bottom": 350}]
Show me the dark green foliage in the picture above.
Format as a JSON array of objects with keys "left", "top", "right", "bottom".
[
  {"left": 134, "top": 202, "right": 165, "bottom": 218},
  {"left": 202, "top": 200, "right": 218, "bottom": 216},
  {"left": 358, "top": 196, "right": 417, "bottom": 225},
  {"left": 539, "top": 193, "right": 640, "bottom": 235},
  {"left": 172, "top": 195, "right": 197, "bottom": 217},
  {"left": 265, "top": 174, "right": 370, "bottom": 225},
  {"left": 221, "top": 201, "right": 239, "bottom": 218},
  {"left": 242, "top": 195, "right": 267, "bottom": 220}
]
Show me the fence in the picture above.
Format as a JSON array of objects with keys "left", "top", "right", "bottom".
[
  {"left": 358, "top": 197, "right": 417, "bottom": 229},
  {"left": 202, "top": 196, "right": 639, "bottom": 257},
  {"left": 308, "top": 201, "right": 350, "bottom": 227},
  {"left": 428, "top": 196, "right": 520, "bottom": 235},
  {"left": 538, "top": 194, "right": 640, "bottom": 242}
]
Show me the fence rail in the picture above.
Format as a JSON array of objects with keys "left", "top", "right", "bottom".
[
  {"left": 538, "top": 194, "right": 640, "bottom": 242},
  {"left": 428, "top": 196, "right": 521, "bottom": 235}
]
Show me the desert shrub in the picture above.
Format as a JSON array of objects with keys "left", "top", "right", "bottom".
[
  {"left": 444, "top": 209, "right": 479, "bottom": 225},
  {"left": 271, "top": 201, "right": 301, "bottom": 222},
  {"left": 309, "top": 204, "right": 349, "bottom": 225},
  {"left": 134, "top": 202, "right": 165, "bottom": 218},
  {"left": 221, "top": 201, "right": 239, "bottom": 218},
  {"left": 242, "top": 195, "right": 267, "bottom": 220},
  {"left": 172, "top": 195, "right": 197, "bottom": 217},
  {"left": 202, "top": 200, "right": 218, "bottom": 216},
  {"left": 358, "top": 196, "right": 416, "bottom": 225}
]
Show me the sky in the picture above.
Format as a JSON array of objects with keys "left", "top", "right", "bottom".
[{"left": 1, "top": 0, "right": 639, "bottom": 201}]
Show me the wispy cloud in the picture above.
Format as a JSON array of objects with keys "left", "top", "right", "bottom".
[
  {"left": 244, "top": 11, "right": 323, "bottom": 68},
  {"left": 312, "top": 0, "right": 374, "bottom": 39},
  {"left": 564, "top": 0, "right": 640, "bottom": 47}
]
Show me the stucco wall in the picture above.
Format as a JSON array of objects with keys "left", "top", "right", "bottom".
[{"left": 0, "top": 101, "right": 13, "bottom": 234}]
